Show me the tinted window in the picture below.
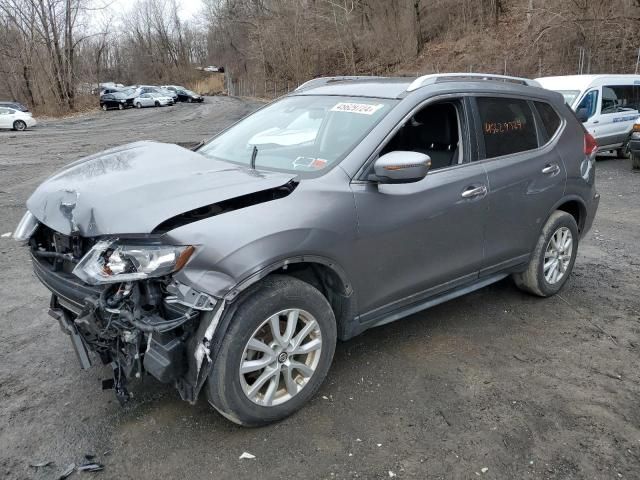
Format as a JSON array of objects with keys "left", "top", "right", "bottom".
[
  {"left": 534, "top": 102, "right": 562, "bottom": 139},
  {"left": 477, "top": 97, "right": 538, "bottom": 158},
  {"left": 601, "top": 85, "right": 640, "bottom": 114}
]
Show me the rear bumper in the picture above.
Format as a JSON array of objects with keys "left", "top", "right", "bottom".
[{"left": 581, "top": 191, "right": 600, "bottom": 238}]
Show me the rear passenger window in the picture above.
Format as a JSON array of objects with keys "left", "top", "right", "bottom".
[
  {"left": 477, "top": 97, "right": 538, "bottom": 158},
  {"left": 534, "top": 102, "right": 562, "bottom": 140}
]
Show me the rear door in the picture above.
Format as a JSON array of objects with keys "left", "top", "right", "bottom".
[{"left": 472, "top": 96, "right": 566, "bottom": 275}]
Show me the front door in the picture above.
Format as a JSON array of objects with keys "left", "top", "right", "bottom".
[{"left": 350, "top": 98, "right": 488, "bottom": 318}]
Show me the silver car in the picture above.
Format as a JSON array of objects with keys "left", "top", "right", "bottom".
[
  {"left": 15, "top": 74, "right": 599, "bottom": 426},
  {"left": 134, "top": 92, "right": 174, "bottom": 108}
]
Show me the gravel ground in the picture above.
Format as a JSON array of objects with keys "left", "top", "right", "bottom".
[{"left": 1, "top": 97, "right": 639, "bottom": 480}]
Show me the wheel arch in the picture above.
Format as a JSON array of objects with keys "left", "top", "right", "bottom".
[
  {"left": 224, "top": 256, "right": 358, "bottom": 341},
  {"left": 551, "top": 196, "right": 587, "bottom": 233}
]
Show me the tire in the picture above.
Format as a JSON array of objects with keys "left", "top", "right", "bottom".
[
  {"left": 101, "top": 104, "right": 108, "bottom": 111},
  {"left": 13, "top": 120, "right": 27, "bottom": 131},
  {"left": 616, "top": 143, "right": 630, "bottom": 159},
  {"left": 136, "top": 102, "right": 142, "bottom": 109},
  {"left": 155, "top": 101, "right": 160, "bottom": 107},
  {"left": 513, "top": 211, "right": 579, "bottom": 297},
  {"left": 632, "top": 152, "right": 640, "bottom": 170},
  {"left": 187, "top": 97, "right": 193, "bottom": 103},
  {"left": 207, "top": 275, "right": 337, "bottom": 427},
  {"left": 118, "top": 103, "right": 124, "bottom": 110}
]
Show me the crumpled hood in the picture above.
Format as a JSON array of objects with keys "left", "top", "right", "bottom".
[{"left": 27, "top": 141, "right": 296, "bottom": 236}]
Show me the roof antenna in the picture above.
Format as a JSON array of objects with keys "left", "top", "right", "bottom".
[{"left": 250, "top": 145, "right": 258, "bottom": 170}]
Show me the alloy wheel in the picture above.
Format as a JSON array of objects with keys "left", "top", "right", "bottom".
[
  {"left": 14, "top": 120, "right": 26, "bottom": 131},
  {"left": 239, "top": 309, "right": 322, "bottom": 407},
  {"left": 543, "top": 226, "right": 573, "bottom": 284}
]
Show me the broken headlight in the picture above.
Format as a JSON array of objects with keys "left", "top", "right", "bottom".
[
  {"left": 73, "top": 240, "right": 195, "bottom": 285},
  {"left": 13, "top": 210, "right": 39, "bottom": 243}
]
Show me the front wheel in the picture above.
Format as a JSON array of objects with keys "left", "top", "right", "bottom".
[
  {"left": 187, "top": 97, "right": 193, "bottom": 103},
  {"left": 207, "top": 275, "right": 336, "bottom": 426},
  {"left": 118, "top": 103, "right": 124, "bottom": 110},
  {"left": 136, "top": 102, "right": 142, "bottom": 109},
  {"left": 13, "top": 120, "right": 27, "bottom": 131},
  {"left": 101, "top": 104, "right": 108, "bottom": 111},
  {"left": 513, "top": 211, "right": 579, "bottom": 297}
]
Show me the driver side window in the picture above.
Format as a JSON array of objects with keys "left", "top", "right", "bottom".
[
  {"left": 379, "top": 100, "right": 464, "bottom": 171},
  {"left": 576, "top": 90, "right": 598, "bottom": 119}
]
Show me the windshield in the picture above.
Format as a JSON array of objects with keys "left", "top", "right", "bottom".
[
  {"left": 199, "top": 95, "right": 396, "bottom": 176},
  {"left": 555, "top": 90, "right": 581, "bottom": 106}
]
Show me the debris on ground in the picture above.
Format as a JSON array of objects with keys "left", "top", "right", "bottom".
[
  {"left": 388, "top": 471, "right": 396, "bottom": 478},
  {"left": 58, "top": 463, "right": 76, "bottom": 479},
  {"left": 29, "top": 460, "right": 53, "bottom": 468},
  {"left": 77, "top": 463, "right": 105, "bottom": 472},
  {"left": 239, "top": 452, "right": 256, "bottom": 460},
  {"left": 1, "top": 232, "right": 11, "bottom": 237},
  {"left": 481, "top": 467, "right": 489, "bottom": 473}
]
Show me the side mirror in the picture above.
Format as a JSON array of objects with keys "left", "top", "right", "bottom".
[
  {"left": 576, "top": 107, "right": 590, "bottom": 123},
  {"left": 373, "top": 151, "right": 431, "bottom": 183}
]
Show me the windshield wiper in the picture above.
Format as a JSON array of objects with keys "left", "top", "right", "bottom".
[{"left": 250, "top": 145, "right": 258, "bottom": 169}]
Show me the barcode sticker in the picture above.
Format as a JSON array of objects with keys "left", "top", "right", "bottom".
[{"left": 330, "top": 102, "right": 385, "bottom": 115}]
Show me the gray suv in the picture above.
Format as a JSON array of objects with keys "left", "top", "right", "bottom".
[{"left": 15, "top": 74, "right": 600, "bottom": 426}]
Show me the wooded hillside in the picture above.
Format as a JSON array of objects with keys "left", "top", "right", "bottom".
[{"left": 1, "top": 0, "right": 639, "bottom": 113}]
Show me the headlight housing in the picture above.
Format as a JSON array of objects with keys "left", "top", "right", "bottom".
[
  {"left": 13, "top": 210, "right": 39, "bottom": 243},
  {"left": 72, "top": 240, "right": 195, "bottom": 285}
]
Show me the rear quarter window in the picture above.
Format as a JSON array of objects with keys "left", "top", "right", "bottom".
[
  {"left": 476, "top": 97, "right": 538, "bottom": 158},
  {"left": 534, "top": 101, "right": 562, "bottom": 140}
]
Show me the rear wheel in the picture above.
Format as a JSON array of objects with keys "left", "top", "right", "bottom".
[
  {"left": 513, "top": 211, "right": 579, "bottom": 297},
  {"left": 187, "top": 97, "right": 193, "bottom": 103},
  {"left": 13, "top": 120, "right": 27, "bottom": 131},
  {"left": 118, "top": 103, "right": 124, "bottom": 110},
  {"left": 616, "top": 143, "right": 630, "bottom": 159},
  {"left": 632, "top": 152, "right": 640, "bottom": 170},
  {"left": 155, "top": 101, "right": 160, "bottom": 107},
  {"left": 101, "top": 104, "right": 108, "bottom": 111},
  {"left": 135, "top": 102, "right": 142, "bottom": 109},
  {"left": 207, "top": 275, "right": 336, "bottom": 426}
]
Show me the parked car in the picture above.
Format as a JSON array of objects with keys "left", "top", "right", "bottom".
[
  {"left": 100, "top": 90, "right": 137, "bottom": 110},
  {"left": 15, "top": 73, "right": 599, "bottom": 426},
  {"left": 135, "top": 85, "right": 178, "bottom": 102},
  {"left": 175, "top": 88, "right": 204, "bottom": 103},
  {"left": 0, "top": 106, "right": 36, "bottom": 131},
  {"left": 134, "top": 92, "right": 174, "bottom": 108},
  {"left": 536, "top": 75, "right": 640, "bottom": 157},
  {"left": 161, "top": 85, "right": 186, "bottom": 93},
  {"left": 630, "top": 119, "right": 640, "bottom": 169},
  {"left": 0, "top": 101, "right": 29, "bottom": 112}
]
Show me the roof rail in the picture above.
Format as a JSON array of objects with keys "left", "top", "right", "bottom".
[
  {"left": 407, "top": 73, "right": 541, "bottom": 91},
  {"left": 295, "top": 76, "right": 388, "bottom": 91}
]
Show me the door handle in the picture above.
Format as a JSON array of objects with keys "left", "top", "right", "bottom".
[
  {"left": 461, "top": 185, "right": 487, "bottom": 199},
  {"left": 592, "top": 120, "right": 599, "bottom": 124},
  {"left": 542, "top": 164, "right": 560, "bottom": 175}
]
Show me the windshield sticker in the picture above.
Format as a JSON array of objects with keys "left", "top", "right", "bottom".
[{"left": 330, "top": 102, "right": 385, "bottom": 115}]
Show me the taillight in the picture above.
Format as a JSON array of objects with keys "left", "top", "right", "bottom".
[
  {"left": 632, "top": 123, "right": 640, "bottom": 133},
  {"left": 584, "top": 133, "right": 598, "bottom": 157}
]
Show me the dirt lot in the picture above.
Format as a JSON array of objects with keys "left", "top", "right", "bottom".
[{"left": 1, "top": 97, "right": 639, "bottom": 480}]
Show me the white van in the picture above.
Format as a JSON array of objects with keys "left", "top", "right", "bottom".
[{"left": 536, "top": 75, "right": 640, "bottom": 156}]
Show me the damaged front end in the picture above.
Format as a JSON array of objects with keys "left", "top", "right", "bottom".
[{"left": 27, "top": 222, "right": 220, "bottom": 405}]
